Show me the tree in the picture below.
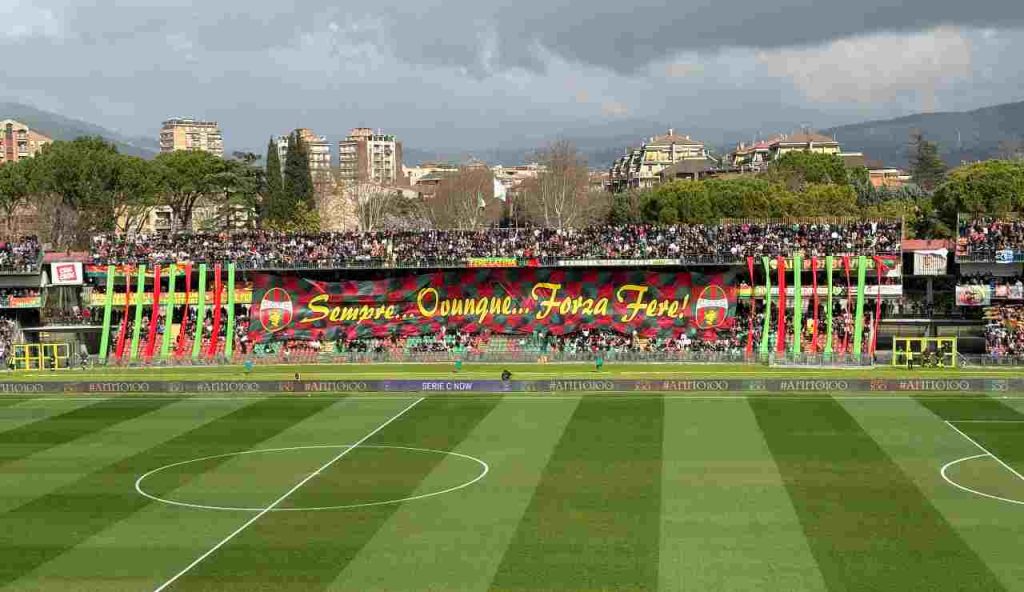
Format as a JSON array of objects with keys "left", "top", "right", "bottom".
[
  {"left": 152, "top": 149, "right": 224, "bottom": 231},
  {"left": 261, "top": 200, "right": 321, "bottom": 232},
  {"left": 793, "top": 183, "right": 860, "bottom": 216},
  {"left": 107, "top": 156, "right": 158, "bottom": 234},
  {"left": 648, "top": 181, "right": 714, "bottom": 224},
  {"left": 282, "top": 131, "right": 314, "bottom": 209},
  {"left": 263, "top": 138, "right": 286, "bottom": 223},
  {"left": 199, "top": 156, "right": 262, "bottom": 231},
  {"left": 349, "top": 182, "right": 406, "bottom": 231},
  {"left": 767, "top": 151, "right": 849, "bottom": 189},
  {"left": 908, "top": 131, "right": 947, "bottom": 192},
  {"left": 705, "top": 178, "right": 794, "bottom": 220},
  {"left": 932, "top": 160, "right": 1024, "bottom": 229},
  {"left": 608, "top": 190, "right": 645, "bottom": 224},
  {"left": 0, "top": 159, "right": 33, "bottom": 234},
  {"left": 425, "top": 166, "right": 502, "bottom": 229},
  {"left": 520, "top": 140, "right": 607, "bottom": 228},
  {"left": 29, "top": 137, "right": 124, "bottom": 246}
]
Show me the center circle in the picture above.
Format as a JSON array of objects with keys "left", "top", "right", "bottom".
[{"left": 134, "top": 445, "right": 489, "bottom": 512}]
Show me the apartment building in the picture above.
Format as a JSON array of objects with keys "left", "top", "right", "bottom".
[
  {"left": 732, "top": 131, "right": 842, "bottom": 171},
  {"left": 276, "top": 128, "right": 333, "bottom": 186},
  {"left": 159, "top": 118, "right": 224, "bottom": 157},
  {"left": 492, "top": 163, "right": 544, "bottom": 192},
  {"left": 338, "top": 128, "right": 404, "bottom": 185},
  {"left": 0, "top": 120, "right": 52, "bottom": 164},
  {"left": 609, "top": 129, "right": 709, "bottom": 191}
]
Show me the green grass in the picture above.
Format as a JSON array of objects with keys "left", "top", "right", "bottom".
[{"left": 3, "top": 371, "right": 1024, "bottom": 590}]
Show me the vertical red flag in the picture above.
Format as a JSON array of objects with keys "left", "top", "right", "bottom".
[
  {"left": 842, "top": 256, "right": 852, "bottom": 354},
  {"left": 143, "top": 265, "right": 161, "bottom": 359},
  {"left": 746, "top": 256, "right": 755, "bottom": 355},
  {"left": 175, "top": 263, "right": 193, "bottom": 358},
  {"left": 775, "top": 256, "right": 787, "bottom": 355},
  {"left": 114, "top": 269, "right": 132, "bottom": 359},
  {"left": 810, "top": 257, "right": 819, "bottom": 353},
  {"left": 871, "top": 256, "right": 888, "bottom": 355},
  {"left": 206, "top": 264, "right": 223, "bottom": 358}
]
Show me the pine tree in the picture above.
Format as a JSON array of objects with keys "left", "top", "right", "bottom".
[
  {"left": 908, "top": 131, "right": 947, "bottom": 192},
  {"left": 282, "top": 131, "right": 315, "bottom": 209},
  {"left": 263, "top": 137, "right": 286, "bottom": 223}
]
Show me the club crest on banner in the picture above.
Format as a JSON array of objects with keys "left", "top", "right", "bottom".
[
  {"left": 259, "top": 287, "right": 294, "bottom": 332},
  {"left": 695, "top": 285, "right": 729, "bottom": 329}
]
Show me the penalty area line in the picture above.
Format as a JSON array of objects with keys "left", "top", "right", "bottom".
[
  {"left": 150, "top": 396, "right": 424, "bottom": 592},
  {"left": 944, "top": 420, "right": 1024, "bottom": 486}
]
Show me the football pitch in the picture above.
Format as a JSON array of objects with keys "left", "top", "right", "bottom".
[{"left": 3, "top": 366, "right": 1024, "bottom": 590}]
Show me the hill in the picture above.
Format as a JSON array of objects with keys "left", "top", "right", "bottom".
[
  {"left": 0, "top": 102, "right": 159, "bottom": 158},
  {"left": 825, "top": 101, "right": 1024, "bottom": 167}
]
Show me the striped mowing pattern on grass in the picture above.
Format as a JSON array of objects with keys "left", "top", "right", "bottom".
[
  {"left": 164, "top": 398, "right": 501, "bottom": 591},
  {"left": 0, "top": 398, "right": 175, "bottom": 467},
  {"left": 489, "top": 397, "right": 664, "bottom": 592},
  {"left": 750, "top": 398, "right": 1005, "bottom": 592},
  {"left": 0, "top": 397, "right": 338, "bottom": 586},
  {"left": 3, "top": 391, "right": 1024, "bottom": 590}
]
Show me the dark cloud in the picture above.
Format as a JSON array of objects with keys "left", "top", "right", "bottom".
[
  {"left": 365, "top": 0, "right": 1024, "bottom": 73},
  {"left": 1, "top": 0, "right": 1022, "bottom": 155},
  {"left": 27, "top": 0, "right": 1024, "bottom": 73}
]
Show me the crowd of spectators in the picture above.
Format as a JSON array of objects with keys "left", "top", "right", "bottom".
[
  {"left": 958, "top": 217, "right": 1024, "bottom": 261},
  {"left": 44, "top": 306, "right": 94, "bottom": 325},
  {"left": 0, "top": 288, "right": 40, "bottom": 307},
  {"left": 985, "top": 305, "right": 1024, "bottom": 358},
  {"left": 246, "top": 298, "right": 878, "bottom": 359},
  {"left": 0, "top": 318, "right": 18, "bottom": 367},
  {"left": 90, "top": 222, "right": 902, "bottom": 269},
  {"left": 0, "top": 236, "right": 41, "bottom": 272}
]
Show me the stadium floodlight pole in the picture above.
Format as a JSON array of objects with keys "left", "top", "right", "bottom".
[
  {"left": 191, "top": 264, "right": 207, "bottom": 360},
  {"left": 130, "top": 265, "right": 146, "bottom": 360},
  {"left": 160, "top": 265, "right": 178, "bottom": 359},
  {"left": 98, "top": 265, "right": 116, "bottom": 361}
]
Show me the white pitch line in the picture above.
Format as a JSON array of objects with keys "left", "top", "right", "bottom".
[
  {"left": 940, "top": 454, "right": 1024, "bottom": 506},
  {"left": 151, "top": 396, "right": 424, "bottom": 592},
  {"left": 944, "top": 420, "right": 1024, "bottom": 486},
  {"left": 948, "top": 420, "right": 1024, "bottom": 423}
]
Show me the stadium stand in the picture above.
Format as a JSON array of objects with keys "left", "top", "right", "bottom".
[
  {"left": 958, "top": 216, "right": 1024, "bottom": 262},
  {"left": 89, "top": 221, "right": 902, "bottom": 268},
  {"left": 984, "top": 305, "right": 1024, "bottom": 359},
  {"left": 0, "top": 236, "right": 42, "bottom": 273}
]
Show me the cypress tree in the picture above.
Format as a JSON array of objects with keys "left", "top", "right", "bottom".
[
  {"left": 282, "top": 131, "right": 315, "bottom": 208},
  {"left": 264, "top": 137, "right": 285, "bottom": 223},
  {"left": 908, "top": 131, "right": 947, "bottom": 192}
]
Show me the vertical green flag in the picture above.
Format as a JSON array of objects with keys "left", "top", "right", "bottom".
[
  {"left": 825, "top": 256, "right": 834, "bottom": 355},
  {"left": 98, "top": 266, "right": 116, "bottom": 361},
  {"left": 852, "top": 255, "right": 868, "bottom": 357},
  {"left": 791, "top": 254, "right": 802, "bottom": 355},
  {"left": 224, "top": 264, "right": 236, "bottom": 358},
  {"left": 129, "top": 265, "right": 146, "bottom": 360},
  {"left": 160, "top": 265, "right": 177, "bottom": 359},
  {"left": 192, "top": 264, "right": 207, "bottom": 360},
  {"left": 759, "top": 257, "right": 772, "bottom": 354}
]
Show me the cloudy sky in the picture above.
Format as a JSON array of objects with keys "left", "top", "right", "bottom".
[{"left": 2, "top": 0, "right": 1023, "bottom": 156}]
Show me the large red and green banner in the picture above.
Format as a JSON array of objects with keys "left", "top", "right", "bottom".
[{"left": 248, "top": 269, "right": 737, "bottom": 343}]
